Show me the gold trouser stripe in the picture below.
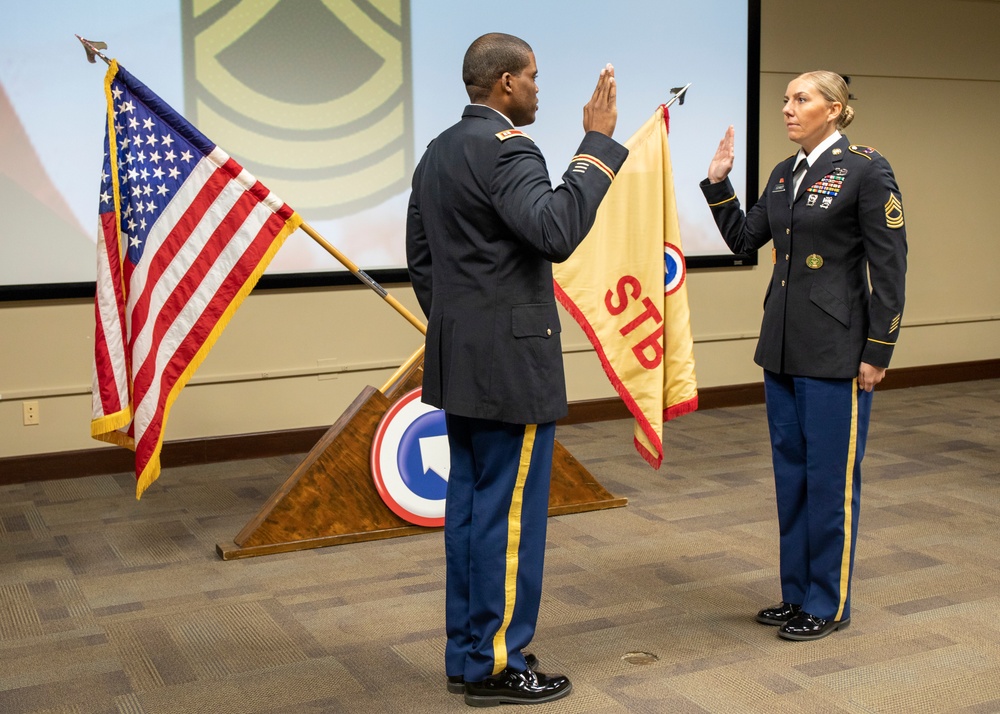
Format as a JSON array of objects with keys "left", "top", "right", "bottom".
[
  {"left": 491, "top": 424, "right": 537, "bottom": 675},
  {"left": 834, "top": 382, "right": 859, "bottom": 621}
]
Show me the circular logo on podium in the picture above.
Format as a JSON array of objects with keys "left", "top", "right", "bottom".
[
  {"left": 664, "top": 243, "right": 686, "bottom": 296},
  {"left": 370, "top": 388, "right": 449, "bottom": 527}
]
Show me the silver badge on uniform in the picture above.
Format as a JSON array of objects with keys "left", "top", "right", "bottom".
[
  {"left": 821, "top": 196, "right": 833, "bottom": 209},
  {"left": 807, "top": 194, "right": 818, "bottom": 207}
]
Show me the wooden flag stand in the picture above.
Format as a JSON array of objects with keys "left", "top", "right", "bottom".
[
  {"left": 211, "top": 210, "right": 624, "bottom": 561},
  {"left": 216, "top": 354, "right": 627, "bottom": 560}
]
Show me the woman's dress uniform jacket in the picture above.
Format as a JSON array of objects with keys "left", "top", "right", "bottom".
[{"left": 700, "top": 135, "right": 907, "bottom": 377}]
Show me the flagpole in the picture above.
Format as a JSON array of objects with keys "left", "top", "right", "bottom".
[
  {"left": 379, "top": 344, "right": 426, "bottom": 393},
  {"left": 298, "top": 221, "right": 426, "bottom": 335},
  {"left": 77, "top": 35, "right": 427, "bottom": 338}
]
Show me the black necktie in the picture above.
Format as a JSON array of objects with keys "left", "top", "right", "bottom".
[{"left": 790, "top": 159, "right": 808, "bottom": 208}]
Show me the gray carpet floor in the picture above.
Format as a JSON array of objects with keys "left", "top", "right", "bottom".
[{"left": 2, "top": 379, "right": 999, "bottom": 713}]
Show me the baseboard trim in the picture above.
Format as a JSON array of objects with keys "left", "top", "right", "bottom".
[{"left": 4, "top": 358, "right": 998, "bottom": 486}]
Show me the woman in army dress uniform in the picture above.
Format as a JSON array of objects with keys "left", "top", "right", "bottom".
[{"left": 700, "top": 71, "right": 907, "bottom": 640}]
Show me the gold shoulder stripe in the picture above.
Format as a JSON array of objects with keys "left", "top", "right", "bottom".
[
  {"left": 496, "top": 129, "right": 533, "bottom": 142},
  {"left": 848, "top": 144, "right": 879, "bottom": 160},
  {"left": 570, "top": 153, "right": 615, "bottom": 181},
  {"left": 707, "top": 193, "right": 737, "bottom": 207}
]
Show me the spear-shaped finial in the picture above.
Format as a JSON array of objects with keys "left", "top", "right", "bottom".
[
  {"left": 665, "top": 83, "right": 692, "bottom": 109},
  {"left": 76, "top": 35, "right": 111, "bottom": 65}
]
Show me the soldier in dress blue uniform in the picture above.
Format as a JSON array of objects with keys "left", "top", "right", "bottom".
[
  {"left": 700, "top": 71, "right": 907, "bottom": 641},
  {"left": 406, "top": 33, "right": 628, "bottom": 704}
]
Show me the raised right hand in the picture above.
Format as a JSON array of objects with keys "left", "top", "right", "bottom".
[
  {"left": 583, "top": 64, "right": 617, "bottom": 138},
  {"left": 708, "top": 125, "right": 735, "bottom": 184}
]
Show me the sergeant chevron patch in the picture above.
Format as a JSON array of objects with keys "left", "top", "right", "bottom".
[
  {"left": 183, "top": 0, "right": 413, "bottom": 219},
  {"left": 885, "top": 193, "right": 904, "bottom": 229}
]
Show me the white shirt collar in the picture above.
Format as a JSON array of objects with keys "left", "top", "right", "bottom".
[
  {"left": 794, "top": 130, "right": 842, "bottom": 170},
  {"left": 472, "top": 103, "right": 514, "bottom": 127}
]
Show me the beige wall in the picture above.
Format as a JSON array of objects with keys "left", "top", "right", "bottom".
[{"left": 2, "top": 0, "right": 998, "bottom": 459}]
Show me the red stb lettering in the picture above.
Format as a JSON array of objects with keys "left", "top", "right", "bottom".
[
  {"left": 632, "top": 326, "right": 664, "bottom": 370},
  {"left": 605, "top": 275, "right": 641, "bottom": 316},
  {"left": 604, "top": 276, "right": 664, "bottom": 371},
  {"left": 619, "top": 297, "right": 662, "bottom": 338}
]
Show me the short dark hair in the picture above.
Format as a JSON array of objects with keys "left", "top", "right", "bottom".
[{"left": 462, "top": 33, "right": 533, "bottom": 103}]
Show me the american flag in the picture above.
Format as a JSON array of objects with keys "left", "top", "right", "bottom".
[{"left": 91, "top": 61, "right": 302, "bottom": 498}]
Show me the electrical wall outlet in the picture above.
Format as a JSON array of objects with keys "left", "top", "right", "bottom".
[{"left": 22, "top": 401, "right": 40, "bottom": 426}]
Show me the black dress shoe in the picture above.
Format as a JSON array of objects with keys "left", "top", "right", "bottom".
[
  {"left": 447, "top": 653, "right": 538, "bottom": 694},
  {"left": 464, "top": 666, "right": 571, "bottom": 707},
  {"left": 755, "top": 601, "right": 802, "bottom": 626},
  {"left": 778, "top": 611, "right": 850, "bottom": 641}
]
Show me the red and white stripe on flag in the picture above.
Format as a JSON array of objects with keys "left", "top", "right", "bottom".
[
  {"left": 553, "top": 105, "right": 698, "bottom": 469},
  {"left": 91, "top": 60, "right": 302, "bottom": 498}
]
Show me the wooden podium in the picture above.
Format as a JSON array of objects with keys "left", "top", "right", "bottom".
[{"left": 217, "top": 357, "right": 626, "bottom": 560}]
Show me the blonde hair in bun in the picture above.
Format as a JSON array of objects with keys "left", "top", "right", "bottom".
[
  {"left": 839, "top": 104, "right": 855, "bottom": 129},
  {"left": 799, "top": 70, "right": 854, "bottom": 129}
]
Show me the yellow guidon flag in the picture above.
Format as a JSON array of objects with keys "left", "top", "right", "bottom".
[{"left": 554, "top": 105, "right": 698, "bottom": 468}]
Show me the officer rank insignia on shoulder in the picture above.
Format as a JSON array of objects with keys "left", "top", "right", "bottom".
[
  {"left": 849, "top": 144, "right": 881, "bottom": 160},
  {"left": 496, "top": 129, "right": 533, "bottom": 142},
  {"left": 885, "top": 192, "right": 904, "bottom": 228}
]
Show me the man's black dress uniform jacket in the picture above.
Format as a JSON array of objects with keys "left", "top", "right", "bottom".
[{"left": 407, "top": 105, "right": 629, "bottom": 423}]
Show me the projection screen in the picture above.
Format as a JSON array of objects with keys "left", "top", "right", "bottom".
[{"left": 0, "top": 0, "right": 760, "bottom": 300}]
